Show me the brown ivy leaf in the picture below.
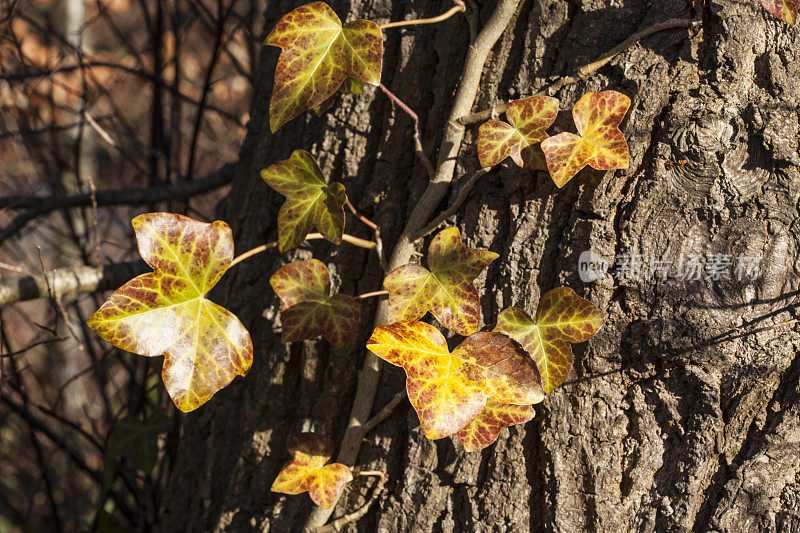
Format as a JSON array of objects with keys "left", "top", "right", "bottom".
[
  {"left": 270, "top": 259, "right": 360, "bottom": 346},
  {"left": 265, "top": 1, "right": 382, "bottom": 132},
  {"left": 260, "top": 150, "right": 347, "bottom": 252},
  {"left": 367, "top": 321, "right": 544, "bottom": 440},
  {"left": 494, "top": 287, "right": 604, "bottom": 394},
  {"left": 271, "top": 432, "right": 353, "bottom": 509},
  {"left": 88, "top": 213, "right": 253, "bottom": 412},
  {"left": 456, "top": 399, "right": 535, "bottom": 452},
  {"left": 540, "top": 90, "right": 631, "bottom": 188},
  {"left": 383, "top": 228, "right": 498, "bottom": 336},
  {"left": 477, "top": 95, "right": 559, "bottom": 169}
]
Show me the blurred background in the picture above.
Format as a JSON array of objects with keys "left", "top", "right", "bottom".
[{"left": 0, "top": 0, "right": 265, "bottom": 529}]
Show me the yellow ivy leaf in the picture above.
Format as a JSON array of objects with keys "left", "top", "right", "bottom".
[
  {"left": 270, "top": 259, "right": 361, "bottom": 346},
  {"left": 265, "top": 1, "right": 382, "bottom": 132},
  {"left": 367, "top": 321, "right": 544, "bottom": 440},
  {"left": 540, "top": 90, "right": 630, "bottom": 188},
  {"left": 271, "top": 432, "right": 353, "bottom": 509},
  {"left": 88, "top": 213, "right": 253, "bottom": 412},
  {"left": 456, "top": 399, "right": 535, "bottom": 452},
  {"left": 260, "top": 150, "right": 347, "bottom": 252},
  {"left": 494, "top": 287, "right": 604, "bottom": 394},
  {"left": 383, "top": 228, "right": 499, "bottom": 336},
  {"left": 477, "top": 95, "right": 559, "bottom": 169}
]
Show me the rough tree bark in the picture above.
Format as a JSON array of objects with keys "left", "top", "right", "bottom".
[{"left": 163, "top": 1, "right": 800, "bottom": 531}]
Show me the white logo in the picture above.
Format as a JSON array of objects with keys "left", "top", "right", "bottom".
[{"left": 578, "top": 250, "right": 608, "bottom": 283}]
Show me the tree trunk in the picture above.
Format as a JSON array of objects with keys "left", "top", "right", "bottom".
[{"left": 163, "top": 1, "right": 800, "bottom": 531}]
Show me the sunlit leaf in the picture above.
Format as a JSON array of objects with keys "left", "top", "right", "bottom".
[
  {"left": 265, "top": 1, "right": 382, "bottom": 132},
  {"left": 88, "top": 213, "right": 253, "bottom": 412},
  {"left": 260, "top": 150, "right": 347, "bottom": 252},
  {"left": 477, "top": 95, "right": 559, "bottom": 169},
  {"left": 494, "top": 287, "right": 604, "bottom": 394},
  {"left": 456, "top": 399, "right": 535, "bottom": 452},
  {"left": 383, "top": 228, "right": 498, "bottom": 336},
  {"left": 106, "top": 412, "right": 172, "bottom": 473},
  {"left": 367, "top": 321, "right": 544, "bottom": 440},
  {"left": 540, "top": 90, "right": 630, "bottom": 188},
  {"left": 734, "top": 0, "right": 798, "bottom": 24},
  {"left": 760, "top": 0, "right": 798, "bottom": 23},
  {"left": 270, "top": 259, "right": 360, "bottom": 346},
  {"left": 271, "top": 432, "right": 353, "bottom": 509}
]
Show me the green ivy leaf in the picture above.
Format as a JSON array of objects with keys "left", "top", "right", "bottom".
[
  {"left": 260, "top": 150, "right": 347, "bottom": 252},
  {"left": 383, "top": 228, "right": 498, "bottom": 336},
  {"left": 494, "top": 287, "right": 604, "bottom": 394},
  {"left": 270, "top": 259, "right": 361, "bottom": 346},
  {"left": 265, "top": 1, "right": 383, "bottom": 132},
  {"left": 88, "top": 213, "right": 253, "bottom": 412},
  {"left": 106, "top": 412, "right": 172, "bottom": 473}
]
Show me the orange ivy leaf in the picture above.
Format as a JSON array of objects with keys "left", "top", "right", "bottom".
[
  {"left": 265, "top": 1, "right": 382, "bottom": 132},
  {"left": 270, "top": 259, "right": 360, "bottom": 346},
  {"left": 540, "top": 90, "right": 631, "bottom": 188},
  {"left": 494, "top": 287, "right": 604, "bottom": 394},
  {"left": 383, "top": 228, "right": 498, "bottom": 336},
  {"left": 260, "top": 150, "right": 347, "bottom": 252},
  {"left": 88, "top": 213, "right": 253, "bottom": 412},
  {"left": 477, "top": 95, "right": 559, "bottom": 169},
  {"left": 271, "top": 432, "right": 353, "bottom": 509},
  {"left": 456, "top": 399, "right": 535, "bottom": 452},
  {"left": 367, "top": 321, "right": 544, "bottom": 440}
]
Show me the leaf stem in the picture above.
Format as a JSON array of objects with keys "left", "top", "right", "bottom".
[
  {"left": 229, "top": 233, "right": 377, "bottom": 268},
  {"left": 355, "top": 290, "right": 389, "bottom": 300},
  {"left": 379, "top": 3, "right": 465, "bottom": 30},
  {"left": 378, "top": 84, "right": 436, "bottom": 179},
  {"left": 345, "top": 199, "right": 387, "bottom": 272}
]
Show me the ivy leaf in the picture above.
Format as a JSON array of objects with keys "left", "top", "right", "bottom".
[
  {"left": 260, "top": 150, "right": 347, "bottom": 252},
  {"left": 367, "top": 321, "right": 544, "bottom": 440},
  {"left": 88, "top": 213, "right": 253, "bottom": 412},
  {"left": 540, "top": 90, "right": 630, "bottom": 188},
  {"left": 456, "top": 399, "right": 535, "bottom": 452},
  {"left": 494, "top": 287, "right": 604, "bottom": 394},
  {"left": 106, "top": 412, "right": 172, "bottom": 473},
  {"left": 760, "top": 0, "right": 798, "bottom": 23},
  {"left": 265, "top": 1, "right": 382, "bottom": 132},
  {"left": 383, "top": 228, "right": 498, "bottom": 336},
  {"left": 270, "top": 259, "right": 361, "bottom": 346},
  {"left": 477, "top": 95, "right": 559, "bottom": 169},
  {"left": 271, "top": 432, "right": 353, "bottom": 509}
]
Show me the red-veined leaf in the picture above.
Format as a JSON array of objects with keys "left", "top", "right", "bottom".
[
  {"left": 383, "top": 228, "right": 498, "bottom": 336},
  {"left": 265, "top": 1, "right": 382, "bottom": 132},
  {"left": 540, "top": 90, "right": 630, "bottom": 188},
  {"left": 477, "top": 95, "right": 559, "bottom": 169},
  {"left": 456, "top": 399, "right": 535, "bottom": 452},
  {"left": 271, "top": 432, "right": 353, "bottom": 509},
  {"left": 260, "top": 150, "right": 347, "bottom": 252},
  {"left": 270, "top": 259, "right": 360, "bottom": 346},
  {"left": 494, "top": 287, "right": 604, "bottom": 394},
  {"left": 88, "top": 213, "right": 253, "bottom": 412},
  {"left": 367, "top": 321, "right": 544, "bottom": 440}
]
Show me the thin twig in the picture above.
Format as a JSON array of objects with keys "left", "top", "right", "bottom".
[
  {"left": 355, "top": 290, "right": 388, "bottom": 300},
  {"left": 312, "top": 471, "right": 387, "bottom": 532},
  {"left": 83, "top": 110, "right": 117, "bottom": 147},
  {"left": 360, "top": 390, "right": 407, "bottom": 436},
  {"left": 379, "top": 83, "right": 435, "bottom": 179},
  {"left": 379, "top": 2, "right": 465, "bottom": 30},
  {"left": 345, "top": 199, "right": 387, "bottom": 272},
  {"left": 458, "top": 18, "right": 701, "bottom": 125},
  {"left": 415, "top": 167, "right": 492, "bottom": 240},
  {"left": 229, "top": 233, "right": 377, "bottom": 268}
]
